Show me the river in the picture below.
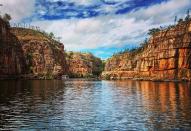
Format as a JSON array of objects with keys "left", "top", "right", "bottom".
[{"left": 0, "top": 80, "right": 191, "bottom": 130}]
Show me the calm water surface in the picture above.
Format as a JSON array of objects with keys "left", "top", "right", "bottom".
[{"left": 0, "top": 80, "right": 191, "bottom": 130}]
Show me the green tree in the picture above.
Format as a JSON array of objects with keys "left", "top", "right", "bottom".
[
  {"left": 185, "top": 9, "right": 190, "bottom": 21},
  {"left": 148, "top": 28, "right": 160, "bottom": 36},
  {"left": 2, "top": 13, "right": 11, "bottom": 22},
  {"left": 178, "top": 18, "right": 183, "bottom": 23},
  {"left": 174, "top": 16, "right": 177, "bottom": 24},
  {"left": 49, "top": 32, "right": 54, "bottom": 39}
]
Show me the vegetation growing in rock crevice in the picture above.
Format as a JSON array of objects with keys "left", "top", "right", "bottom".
[{"left": 26, "top": 53, "right": 33, "bottom": 73}]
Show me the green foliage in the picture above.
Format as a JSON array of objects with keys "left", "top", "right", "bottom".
[
  {"left": 84, "top": 73, "right": 94, "bottom": 78},
  {"left": 45, "top": 68, "right": 53, "bottom": 79},
  {"left": 92, "top": 57, "right": 104, "bottom": 77},
  {"left": 185, "top": 9, "right": 190, "bottom": 21},
  {"left": 148, "top": 28, "right": 161, "bottom": 36},
  {"left": 0, "top": 13, "right": 11, "bottom": 27},
  {"left": 104, "top": 74, "right": 110, "bottom": 80},
  {"left": 67, "top": 51, "right": 74, "bottom": 57},
  {"left": 2, "top": 13, "right": 11, "bottom": 22},
  {"left": 40, "top": 31, "right": 61, "bottom": 42},
  {"left": 49, "top": 32, "right": 54, "bottom": 39},
  {"left": 46, "top": 73, "right": 53, "bottom": 79},
  {"left": 68, "top": 73, "right": 83, "bottom": 78},
  {"left": 174, "top": 16, "right": 177, "bottom": 23},
  {"left": 178, "top": 9, "right": 191, "bottom": 24},
  {"left": 178, "top": 18, "right": 183, "bottom": 23},
  {"left": 26, "top": 53, "right": 33, "bottom": 73}
]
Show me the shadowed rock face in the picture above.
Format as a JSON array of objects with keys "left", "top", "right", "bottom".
[
  {"left": 0, "top": 19, "right": 26, "bottom": 78},
  {"left": 103, "top": 20, "right": 191, "bottom": 81},
  {"left": 11, "top": 28, "right": 67, "bottom": 79},
  {"left": 0, "top": 18, "right": 67, "bottom": 79},
  {"left": 66, "top": 52, "right": 103, "bottom": 78}
]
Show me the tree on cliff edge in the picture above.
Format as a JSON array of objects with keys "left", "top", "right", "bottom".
[
  {"left": 2, "top": 13, "right": 11, "bottom": 22},
  {"left": 49, "top": 32, "right": 55, "bottom": 39},
  {"left": 148, "top": 28, "right": 160, "bottom": 36},
  {"left": 2, "top": 13, "right": 11, "bottom": 27}
]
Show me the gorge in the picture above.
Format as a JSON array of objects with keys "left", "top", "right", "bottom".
[{"left": 0, "top": 18, "right": 191, "bottom": 81}]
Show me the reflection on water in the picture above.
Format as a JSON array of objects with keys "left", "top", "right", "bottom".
[{"left": 0, "top": 80, "right": 191, "bottom": 130}]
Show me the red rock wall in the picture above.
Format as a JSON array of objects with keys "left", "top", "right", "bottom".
[
  {"left": 0, "top": 19, "right": 26, "bottom": 78},
  {"left": 103, "top": 21, "right": 191, "bottom": 81},
  {"left": 11, "top": 28, "right": 67, "bottom": 79},
  {"left": 66, "top": 52, "right": 102, "bottom": 78}
]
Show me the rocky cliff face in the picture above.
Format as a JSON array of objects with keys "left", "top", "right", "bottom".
[
  {"left": 102, "top": 20, "right": 191, "bottom": 81},
  {"left": 66, "top": 52, "right": 103, "bottom": 78},
  {"left": 11, "top": 28, "right": 67, "bottom": 79},
  {"left": 0, "top": 19, "right": 26, "bottom": 79}
]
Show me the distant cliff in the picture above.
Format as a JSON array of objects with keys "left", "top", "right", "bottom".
[
  {"left": 102, "top": 20, "right": 191, "bottom": 81},
  {"left": 66, "top": 52, "right": 103, "bottom": 78}
]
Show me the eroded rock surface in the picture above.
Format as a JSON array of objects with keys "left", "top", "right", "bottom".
[
  {"left": 11, "top": 28, "right": 67, "bottom": 79},
  {"left": 0, "top": 19, "right": 26, "bottom": 79},
  {"left": 102, "top": 20, "right": 191, "bottom": 81},
  {"left": 66, "top": 52, "right": 103, "bottom": 78}
]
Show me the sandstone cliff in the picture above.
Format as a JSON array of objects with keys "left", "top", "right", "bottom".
[
  {"left": 0, "top": 18, "right": 26, "bottom": 79},
  {"left": 66, "top": 52, "right": 103, "bottom": 78},
  {"left": 11, "top": 28, "right": 68, "bottom": 79},
  {"left": 102, "top": 20, "right": 191, "bottom": 81}
]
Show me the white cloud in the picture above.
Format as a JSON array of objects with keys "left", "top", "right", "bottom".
[
  {"left": 31, "top": 0, "right": 191, "bottom": 52},
  {"left": 3, "top": 0, "right": 190, "bottom": 56},
  {"left": 32, "top": 16, "right": 151, "bottom": 51},
  {"left": 128, "top": 0, "right": 191, "bottom": 24},
  {"left": 0, "top": 0, "right": 35, "bottom": 22}
]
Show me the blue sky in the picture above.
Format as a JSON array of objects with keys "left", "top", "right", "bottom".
[
  {"left": 1, "top": 0, "right": 191, "bottom": 59},
  {"left": 34, "top": 0, "right": 165, "bottom": 20}
]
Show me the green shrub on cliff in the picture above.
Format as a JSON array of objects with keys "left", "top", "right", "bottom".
[
  {"left": 148, "top": 28, "right": 161, "bottom": 36},
  {"left": 103, "top": 74, "right": 110, "bottom": 80},
  {"left": 0, "top": 13, "right": 11, "bottom": 27},
  {"left": 26, "top": 53, "right": 33, "bottom": 73},
  {"left": 84, "top": 73, "right": 94, "bottom": 78},
  {"left": 2, "top": 13, "right": 11, "bottom": 22}
]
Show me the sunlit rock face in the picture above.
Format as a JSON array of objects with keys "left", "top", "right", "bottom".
[
  {"left": 11, "top": 28, "right": 67, "bottom": 79},
  {"left": 0, "top": 19, "right": 26, "bottom": 78},
  {"left": 103, "top": 20, "right": 191, "bottom": 81},
  {"left": 66, "top": 52, "right": 103, "bottom": 78}
]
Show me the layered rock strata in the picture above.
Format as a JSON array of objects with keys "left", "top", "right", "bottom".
[{"left": 102, "top": 20, "right": 191, "bottom": 81}]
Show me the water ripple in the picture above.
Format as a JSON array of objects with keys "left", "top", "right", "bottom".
[{"left": 0, "top": 80, "right": 191, "bottom": 130}]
